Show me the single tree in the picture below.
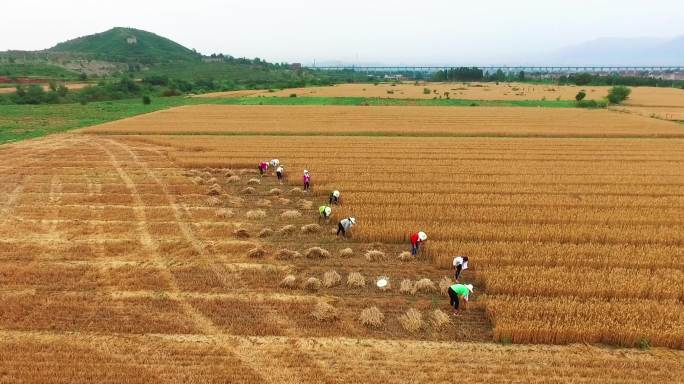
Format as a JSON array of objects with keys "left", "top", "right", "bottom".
[
  {"left": 575, "top": 91, "right": 587, "bottom": 101},
  {"left": 607, "top": 86, "right": 631, "bottom": 104}
]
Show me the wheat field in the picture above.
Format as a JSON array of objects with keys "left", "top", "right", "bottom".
[
  {"left": 3, "top": 99, "right": 684, "bottom": 381},
  {"left": 82, "top": 104, "right": 684, "bottom": 137}
]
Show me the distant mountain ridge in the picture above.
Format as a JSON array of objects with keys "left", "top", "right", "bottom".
[
  {"left": 552, "top": 36, "right": 684, "bottom": 66},
  {"left": 46, "top": 27, "right": 201, "bottom": 64}
]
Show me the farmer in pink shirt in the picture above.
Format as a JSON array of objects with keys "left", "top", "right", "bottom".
[
  {"left": 258, "top": 161, "right": 269, "bottom": 176},
  {"left": 303, "top": 170, "right": 311, "bottom": 191}
]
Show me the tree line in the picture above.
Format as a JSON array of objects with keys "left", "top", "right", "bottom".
[{"left": 431, "top": 67, "right": 684, "bottom": 88}]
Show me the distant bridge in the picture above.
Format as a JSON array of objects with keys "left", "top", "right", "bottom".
[{"left": 306, "top": 65, "right": 684, "bottom": 74}]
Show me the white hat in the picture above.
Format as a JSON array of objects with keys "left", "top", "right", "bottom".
[
  {"left": 418, "top": 231, "right": 427, "bottom": 241},
  {"left": 350, "top": 217, "right": 356, "bottom": 225},
  {"left": 466, "top": 284, "right": 474, "bottom": 293},
  {"left": 376, "top": 278, "right": 388, "bottom": 288},
  {"left": 332, "top": 190, "right": 340, "bottom": 198},
  {"left": 304, "top": 169, "right": 309, "bottom": 174},
  {"left": 324, "top": 207, "right": 332, "bottom": 216}
]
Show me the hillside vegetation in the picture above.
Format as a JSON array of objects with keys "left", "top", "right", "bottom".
[{"left": 48, "top": 27, "right": 200, "bottom": 63}]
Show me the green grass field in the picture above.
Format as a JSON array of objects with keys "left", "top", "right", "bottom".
[
  {"left": 0, "top": 96, "right": 577, "bottom": 144},
  {"left": 0, "top": 97, "right": 191, "bottom": 144},
  {"left": 211, "top": 96, "right": 576, "bottom": 108}
]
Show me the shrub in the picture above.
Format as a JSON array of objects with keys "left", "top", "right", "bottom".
[
  {"left": 576, "top": 99, "right": 608, "bottom": 109},
  {"left": 278, "top": 225, "right": 296, "bottom": 235},
  {"left": 301, "top": 224, "right": 322, "bottom": 234},
  {"left": 322, "top": 270, "right": 341, "bottom": 288},
  {"left": 275, "top": 249, "right": 301, "bottom": 260},
  {"left": 303, "top": 277, "right": 322, "bottom": 291},
  {"left": 412, "top": 278, "right": 437, "bottom": 294},
  {"left": 245, "top": 209, "right": 266, "bottom": 219},
  {"left": 142, "top": 95, "right": 151, "bottom": 105},
  {"left": 280, "top": 275, "right": 297, "bottom": 289},
  {"left": 257, "top": 228, "right": 274, "bottom": 238},
  {"left": 360, "top": 306, "right": 384, "bottom": 327},
  {"left": 281, "top": 210, "right": 302, "bottom": 219},
  {"left": 215, "top": 208, "right": 234, "bottom": 219},
  {"left": 339, "top": 248, "right": 354, "bottom": 258},
  {"left": 347, "top": 272, "right": 365, "bottom": 287},
  {"left": 431, "top": 309, "right": 450, "bottom": 329},
  {"left": 364, "top": 250, "right": 386, "bottom": 262},
  {"left": 305, "top": 247, "right": 331, "bottom": 259},
  {"left": 311, "top": 301, "right": 338, "bottom": 322},
  {"left": 638, "top": 338, "right": 651, "bottom": 350},
  {"left": 289, "top": 93, "right": 297, "bottom": 98},
  {"left": 399, "top": 279, "right": 413, "bottom": 294},
  {"left": 398, "top": 309, "right": 423, "bottom": 333},
  {"left": 423, "top": 88, "right": 431, "bottom": 95},
  {"left": 575, "top": 91, "right": 586, "bottom": 101},
  {"left": 607, "top": 86, "right": 631, "bottom": 104}
]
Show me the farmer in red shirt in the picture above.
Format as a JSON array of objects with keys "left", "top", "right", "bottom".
[{"left": 410, "top": 231, "right": 427, "bottom": 256}]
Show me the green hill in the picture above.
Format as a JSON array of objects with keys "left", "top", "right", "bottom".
[{"left": 47, "top": 27, "right": 201, "bottom": 64}]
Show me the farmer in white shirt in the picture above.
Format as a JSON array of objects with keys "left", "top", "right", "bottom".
[
  {"left": 452, "top": 256, "right": 469, "bottom": 281},
  {"left": 337, "top": 217, "right": 356, "bottom": 237},
  {"left": 276, "top": 165, "right": 285, "bottom": 184}
]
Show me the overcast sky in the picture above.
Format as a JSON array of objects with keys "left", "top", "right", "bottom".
[{"left": 1, "top": 0, "right": 682, "bottom": 64}]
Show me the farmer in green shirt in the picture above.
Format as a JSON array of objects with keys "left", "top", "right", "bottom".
[
  {"left": 447, "top": 283, "right": 473, "bottom": 316},
  {"left": 318, "top": 205, "right": 332, "bottom": 223}
]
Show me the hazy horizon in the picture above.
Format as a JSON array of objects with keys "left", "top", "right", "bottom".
[{"left": 2, "top": 0, "right": 683, "bottom": 65}]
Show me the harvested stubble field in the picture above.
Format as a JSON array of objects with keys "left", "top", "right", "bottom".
[
  {"left": 198, "top": 81, "right": 684, "bottom": 106},
  {"left": 199, "top": 82, "right": 612, "bottom": 100},
  {"left": 81, "top": 104, "right": 684, "bottom": 137},
  {"left": 3, "top": 101, "right": 684, "bottom": 382}
]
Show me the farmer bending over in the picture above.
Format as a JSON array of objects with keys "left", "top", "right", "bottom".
[
  {"left": 448, "top": 283, "right": 473, "bottom": 316},
  {"left": 318, "top": 205, "right": 332, "bottom": 223},
  {"left": 329, "top": 190, "right": 341, "bottom": 205},
  {"left": 452, "top": 256, "right": 469, "bottom": 281},
  {"left": 410, "top": 231, "right": 427, "bottom": 256},
  {"left": 276, "top": 165, "right": 285, "bottom": 184},
  {"left": 337, "top": 217, "right": 356, "bottom": 237},
  {"left": 258, "top": 161, "right": 269, "bottom": 176}
]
